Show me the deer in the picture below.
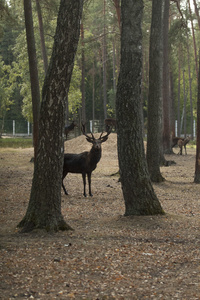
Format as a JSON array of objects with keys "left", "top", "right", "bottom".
[
  {"left": 177, "top": 136, "right": 190, "bottom": 155},
  {"left": 171, "top": 136, "right": 184, "bottom": 149},
  {"left": 64, "top": 121, "right": 77, "bottom": 139},
  {"left": 62, "top": 123, "right": 112, "bottom": 197},
  {"left": 104, "top": 118, "right": 116, "bottom": 132}
]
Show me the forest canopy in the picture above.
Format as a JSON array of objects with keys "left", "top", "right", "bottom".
[{"left": 0, "top": 0, "right": 199, "bottom": 137}]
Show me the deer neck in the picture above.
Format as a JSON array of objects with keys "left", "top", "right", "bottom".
[{"left": 90, "top": 146, "right": 102, "bottom": 164}]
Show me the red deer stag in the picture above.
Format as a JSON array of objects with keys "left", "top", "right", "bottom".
[{"left": 62, "top": 124, "right": 112, "bottom": 197}]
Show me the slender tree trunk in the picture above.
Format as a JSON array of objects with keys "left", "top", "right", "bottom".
[
  {"left": 116, "top": 0, "right": 164, "bottom": 216},
  {"left": 18, "top": 0, "right": 83, "bottom": 232},
  {"left": 113, "top": 0, "right": 121, "bottom": 32},
  {"left": 146, "top": 0, "right": 164, "bottom": 182},
  {"left": 177, "top": 50, "right": 181, "bottom": 137},
  {"left": 170, "top": 69, "right": 175, "bottom": 138},
  {"left": 189, "top": 0, "right": 198, "bottom": 81},
  {"left": 187, "top": 34, "right": 194, "bottom": 139},
  {"left": 81, "top": 22, "right": 86, "bottom": 123},
  {"left": 35, "top": 0, "right": 48, "bottom": 74},
  {"left": 194, "top": 52, "right": 200, "bottom": 183},
  {"left": 92, "top": 59, "right": 95, "bottom": 131},
  {"left": 103, "top": 0, "right": 107, "bottom": 119},
  {"left": 24, "top": 0, "right": 40, "bottom": 160},
  {"left": 162, "top": 0, "right": 171, "bottom": 153},
  {"left": 183, "top": 69, "right": 187, "bottom": 137},
  {"left": 193, "top": 0, "right": 200, "bottom": 30},
  {"left": 112, "top": 37, "right": 117, "bottom": 109}
]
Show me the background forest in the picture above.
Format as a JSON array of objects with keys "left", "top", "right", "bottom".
[{"left": 0, "top": 0, "right": 199, "bottom": 136}]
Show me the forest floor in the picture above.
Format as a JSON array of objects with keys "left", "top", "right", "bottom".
[{"left": 0, "top": 133, "right": 200, "bottom": 299}]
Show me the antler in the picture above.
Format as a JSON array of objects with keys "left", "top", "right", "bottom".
[
  {"left": 81, "top": 122, "right": 112, "bottom": 143},
  {"left": 81, "top": 123, "right": 95, "bottom": 141},
  {"left": 99, "top": 126, "right": 112, "bottom": 142}
]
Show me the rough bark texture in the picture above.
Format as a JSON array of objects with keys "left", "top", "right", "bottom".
[
  {"left": 24, "top": 0, "right": 40, "bottom": 160},
  {"left": 146, "top": 0, "right": 164, "bottom": 182},
  {"left": 116, "top": 0, "right": 164, "bottom": 216},
  {"left": 18, "top": 0, "right": 83, "bottom": 232}
]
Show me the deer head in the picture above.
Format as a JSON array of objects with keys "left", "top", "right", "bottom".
[{"left": 81, "top": 123, "right": 111, "bottom": 149}]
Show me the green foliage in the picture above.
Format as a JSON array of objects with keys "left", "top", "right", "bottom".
[
  {"left": 0, "top": 0, "right": 199, "bottom": 131},
  {"left": 0, "top": 58, "right": 14, "bottom": 120},
  {"left": 68, "top": 64, "right": 82, "bottom": 116}
]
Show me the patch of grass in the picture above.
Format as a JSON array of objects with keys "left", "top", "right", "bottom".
[{"left": 0, "top": 137, "right": 33, "bottom": 148}]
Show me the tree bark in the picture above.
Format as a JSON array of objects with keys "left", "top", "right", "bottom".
[
  {"left": 162, "top": 0, "right": 171, "bottom": 153},
  {"left": 146, "top": 0, "right": 164, "bottom": 182},
  {"left": 189, "top": 0, "right": 198, "bottom": 81},
  {"left": 177, "top": 48, "right": 181, "bottom": 137},
  {"left": 186, "top": 34, "right": 194, "bottom": 139},
  {"left": 35, "top": 0, "right": 48, "bottom": 74},
  {"left": 81, "top": 22, "right": 86, "bottom": 123},
  {"left": 116, "top": 0, "right": 164, "bottom": 216},
  {"left": 24, "top": 0, "right": 40, "bottom": 160},
  {"left": 194, "top": 53, "right": 200, "bottom": 183},
  {"left": 18, "top": 0, "right": 83, "bottom": 232},
  {"left": 103, "top": 0, "right": 107, "bottom": 119}
]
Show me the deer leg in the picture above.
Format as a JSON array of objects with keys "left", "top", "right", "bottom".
[
  {"left": 82, "top": 173, "right": 87, "bottom": 197},
  {"left": 179, "top": 146, "right": 182, "bottom": 155},
  {"left": 62, "top": 172, "right": 68, "bottom": 195},
  {"left": 87, "top": 172, "right": 93, "bottom": 197},
  {"left": 184, "top": 145, "right": 187, "bottom": 155}
]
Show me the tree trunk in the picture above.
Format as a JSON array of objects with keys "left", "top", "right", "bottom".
[
  {"left": 113, "top": 0, "right": 121, "bottom": 32},
  {"left": 146, "top": 0, "right": 164, "bottom": 182},
  {"left": 182, "top": 69, "right": 187, "bottom": 137},
  {"left": 81, "top": 22, "right": 86, "bottom": 123},
  {"left": 162, "top": 0, "right": 171, "bottom": 153},
  {"left": 116, "top": 0, "right": 164, "bottom": 216},
  {"left": 189, "top": 0, "right": 198, "bottom": 81},
  {"left": 186, "top": 34, "right": 194, "bottom": 139},
  {"left": 112, "top": 37, "right": 117, "bottom": 112},
  {"left": 18, "top": 0, "right": 83, "bottom": 232},
  {"left": 35, "top": 0, "right": 48, "bottom": 74},
  {"left": 177, "top": 50, "right": 181, "bottom": 137},
  {"left": 24, "top": 0, "right": 40, "bottom": 160},
  {"left": 170, "top": 69, "right": 175, "bottom": 138},
  {"left": 193, "top": 0, "right": 200, "bottom": 30},
  {"left": 103, "top": 0, "right": 107, "bottom": 119},
  {"left": 92, "top": 59, "right": 95, "bottom": 131},
  {"left": 194, "top": 53, "right": 200, "bottom": 183}
]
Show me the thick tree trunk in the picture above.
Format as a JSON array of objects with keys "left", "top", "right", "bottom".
[
  {"left": 24, "top": 0, "right": 40, "bottom": 160},
  {"left": 146, "top": 0, "right": 164, "bottom": 182},
  {"left": 116, "top": 0, "right": 164, "bottom": 216},
  {"left": 18, "top": 0, "right": 83, "bottom": 232}
]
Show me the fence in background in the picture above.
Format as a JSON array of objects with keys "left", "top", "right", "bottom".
[{"left": 0, "top": 119, "right": 32, "bottom": 136}]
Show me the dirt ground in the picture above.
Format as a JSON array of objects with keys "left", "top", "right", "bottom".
[{"left": 0, "top": 133, "right": 200, "bottom": 299}]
